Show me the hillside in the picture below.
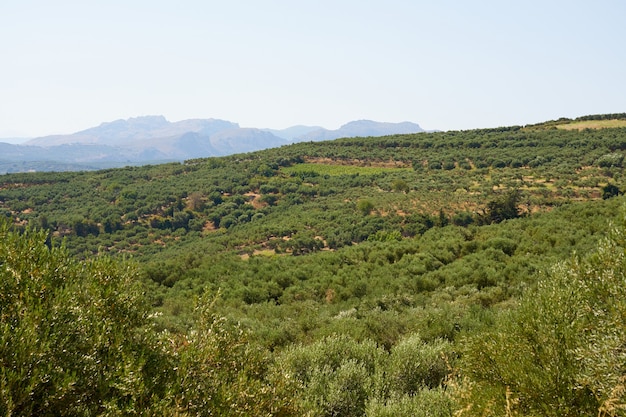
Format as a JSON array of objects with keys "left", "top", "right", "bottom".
[{"left": 1, "top": 113, "right": 626, "bottom": 415}]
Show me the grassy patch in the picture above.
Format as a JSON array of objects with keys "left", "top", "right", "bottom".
[
  {"left": 555, "top": 119, "right": 626, "bottom": 130},
  {"left": 282, "top": 162, "right": 412, "bottom": 176}
]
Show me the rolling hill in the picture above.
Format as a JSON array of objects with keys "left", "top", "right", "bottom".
[{"left": 1, "top": 112, "right": 626, "bottom": 415}]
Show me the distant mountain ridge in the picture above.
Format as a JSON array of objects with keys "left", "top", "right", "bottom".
[
  {"left": 25, "top": 116, "right": 240, "bottom": 147},
  {"left": 295, "top": 120, "right": 424, "bottom": 142},
  {"left": 262, "top": 125, "right": 324, "bottom": 141},
  {"left": 0, "top": 116, "right": 426, "bottom": 173}
]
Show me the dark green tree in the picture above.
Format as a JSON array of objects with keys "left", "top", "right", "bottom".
[
  {"left": 479, "top": 190, "right": 521, "bottom": 224},
  {"left": 602, "top": 183, "right": 621, "bottom": 200}
]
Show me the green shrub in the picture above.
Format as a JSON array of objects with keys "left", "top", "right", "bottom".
[
  {"left": 456, "top": 209, "right": 626, "bottom": 416},
  {"left": 163, "top": 292, "right": 300, "bottom": 416},
  {"left": 366, "top": 388, "right": 452, "bottom": 417},
  {"left": 0, "top": 219, "right": 166, "bottom": 416},
  {"left": 275, "top": 334, "right": 385, "bottom": 416},
  {"left": 596, "top": 152, "right": 624, "bottom": 168},
  {"left": 386, "top": 334, "right": 452, "bottom": 396},
  {"left": 357, "top": 199, "right": 375, "bottom": 215}
]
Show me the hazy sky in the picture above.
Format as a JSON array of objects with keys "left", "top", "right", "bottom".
[{"left": 1, "top": 1, "right": 625, "bottom": 137}]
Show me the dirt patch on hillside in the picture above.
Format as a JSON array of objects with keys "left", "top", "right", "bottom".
[{"left": 244, "top": 192, "right": 266, "bottom": 209}]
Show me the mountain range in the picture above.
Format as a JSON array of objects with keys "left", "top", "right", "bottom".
[{"left": 0, "top": 116, "right": 425, "bottom": 173}]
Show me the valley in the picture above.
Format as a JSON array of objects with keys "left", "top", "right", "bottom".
[{"left": 1, "top": 113, "right": 626, "bottom": 416}]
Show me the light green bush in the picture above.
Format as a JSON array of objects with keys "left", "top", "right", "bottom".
[
  {"left": 456, "top": 209, "right": 626, "bottom": 416},
  {"left": 162, "top": 292, "right": 300, "bottom": 416},
  {"left": 0, "top": 220, "right": 165, "bottom": 416},
  {"left": 276, "top": 334, "right": 385, "bottom": 416},
  {"left": 366, "top": 388, "right": 452, "bottom": 417},
  {"left": 386, "top": 334, "right": 452, "bottom": 396}
]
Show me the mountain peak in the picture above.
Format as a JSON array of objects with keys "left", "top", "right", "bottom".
[
  {"left": 99, "top": 115, "right": 169, "bottom": 129},
  {"left": 101, "top": 115, "right": 168, "bottom": 125},
  {"left": 25, "top": 116, "right": 239, "bottom": 147},
  {"left": 295, "top": 120, "right": 424, "bottom": 142}
]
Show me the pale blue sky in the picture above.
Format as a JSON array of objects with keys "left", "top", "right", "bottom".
[{"left": 1, "top": 1, "right": 625, "bottom": 137}]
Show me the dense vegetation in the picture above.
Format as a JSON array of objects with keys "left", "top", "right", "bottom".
[{"left": 1, "top": 114, "right": 626, "bottom": 415}]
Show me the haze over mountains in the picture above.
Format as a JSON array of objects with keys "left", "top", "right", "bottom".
[{"left": 0, "top": 116, "right": 425, "bottom": 173}]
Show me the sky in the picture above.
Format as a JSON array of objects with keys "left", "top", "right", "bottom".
[{"left": 1, "top": 1, "right": 625, "bottom": 138}]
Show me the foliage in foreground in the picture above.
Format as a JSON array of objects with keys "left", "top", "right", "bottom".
[
  {"left": 0, "top": 215, "right": 453, "bottom": 416},
  {"left": 5, "top": 210, "right": 626, "bottom": 416},
  {"left": 457, "top": 212, "right": 626, "bottom": 416},
  {"left": 0, "top": 219, "right": 299, "bottom": 416},
  {"left": 0, "top": 220, "right": 166, "bottom": 416}
]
